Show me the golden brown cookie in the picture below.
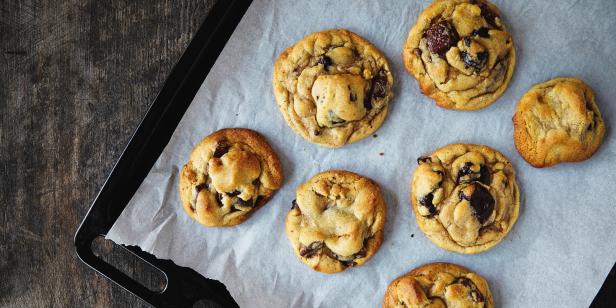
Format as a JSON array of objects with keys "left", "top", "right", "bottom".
[
  {"left": 179, "top": 128, "right": 283, "bottom": 227},
  {"left": 285, "top": 170, "right": 386, "bottom": 273},
  {"left": 513, "top": 77, "right": 605, "bottom": 168},
  {"left": 403, "top": 0, "right": 515, "bottom": 110},
  {"left": 411, "top": 144, "right": 519, "bottom": 254},
  {"left": 383, "top": 262, "right": 493, "bottom": 308},
  {"left": 273, "top": 29, "right": 394, "bottom": 148}
]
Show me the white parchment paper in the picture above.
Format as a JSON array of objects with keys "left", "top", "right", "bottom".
[{"left": 107, "top": 1, "right": 616, "bottom": 307}]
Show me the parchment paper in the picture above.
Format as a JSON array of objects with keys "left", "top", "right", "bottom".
[{"left": 106, "top": 1, "right": 616, "bottom": 307}]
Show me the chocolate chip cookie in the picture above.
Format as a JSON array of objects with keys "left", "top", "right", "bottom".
[
  {"left": 273, "top": 29, "right": 394, "bottom": 148},
  {"left": 179, "top": 128, "right": 283, "bottom": 227},
  {"left": 403, "top": 0, "right": 515, "bottom": 110},
  {"left": 513, "top": 77, "right": 605, "bottom": 168},
  {"left": 285, "top": 170, "right": 386, "bottom": 273},
  {"left": 411, "top": 144, "right": 519, "bottom": 254},
  {"left": 383, "top": 262, "right": 493, "bottom": 308}
]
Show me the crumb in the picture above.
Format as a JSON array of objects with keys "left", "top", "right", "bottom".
[
  {"left": 411, "top": 234, "right": 414, "bottom": 238},
  {"left": 235, "top": 113, "right": 238, "bottom": 116},
  {"left": 379, "top": 152, "right": 384, "bottom": 156},
  {"left": 373, "top": 134, "right": 378, "bottom": 138}
]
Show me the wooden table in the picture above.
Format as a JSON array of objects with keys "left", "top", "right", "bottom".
[{"left": 1, "top": 1, "right": 217, "bottom": 306}]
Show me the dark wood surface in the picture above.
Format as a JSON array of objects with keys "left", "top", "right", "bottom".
[{"left": 0, "top": 1, "right": 216, "bottom": 307}]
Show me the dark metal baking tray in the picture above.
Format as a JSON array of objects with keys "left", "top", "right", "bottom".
[{"left": 74, "top": 0, "right": 615, "bottom": 306}]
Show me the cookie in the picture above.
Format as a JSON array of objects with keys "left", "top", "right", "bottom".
[
  {"left": 179, "top": 128, "right": 283, "bottom": 227},
  {"left": 403, "top": 0, "right": 515, "bottom": 110},
  {"left": 383, "top": 262, "right": 493, "bottom": 308},
  {"left": 273, "top": 29, "right": 394, "bottom": 148},
  {"left": 411, "top": 144, "right": 519, "bottom": 254},
  {"left": 285, "top": 170, "right": 386, "bottom": 273},
  {"left": 513, "top": 77, "right": 605, "bottom": 168}
]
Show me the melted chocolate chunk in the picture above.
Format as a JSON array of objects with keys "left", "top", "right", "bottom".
[
  {"left": 252, "top": 178, "right": 261, "bottom": 186},
  {"left": 419, "top": 193, "right": 437, "bottom": 217},
  {"left": 453, "top": 277, "right": 485, "bottom": 302},
  {"left": 413, "top": 48, "right": 422, "bottom": 56},
  {"left": 234, "top": 198, "right": 250, "bottom": 208},
  {"left": 226, "top": 190, "right": 241, "bottom": 197},
  {"left": 457, "top": 162, "right": 491, "bottom": 184},
  {"left": 464, "top": 37, "right": 472, "bottom": 47},
  {"left": 195, "top": 183, "right": 208, "bottom": 192},
  {"left": 459, "top": 184, "right": 495, "bottom": 224},
  {"left": 417, "top": 156, "right": 432, "bottom": 164},
  {"left": 213, "top": 141, "right": 230, "bottom": 158},
  {"left": 371, "top": 71, "right": 389, "bottom": 99},
  {"left": 425, "top": 20, "right": 459, "bottom": 57},
  {"left": 478, "top": 2, "right": 499, "bottom": 27},
  {"left": 363, "top": 96, "right": 373, "bottom": 111},
  {"left": 479, "top": 165, "right": 492, "bottom": 185},
  {"left": 461, "top": 51, "right": 488, "bottom": 72},
  {"left": 313, "top": 130, "right": 321, "bottom": 136},
  {"left": 299, "top": 241, "right": 323, "bottom": 258},
  {"left": 318, "top": 55, "right": 332, "bottom": 69},
  {"left": 472, "top": 27, "right": 490, "bottom": 38},
  {"left": 229, "top": 206, "right": 241, "bottom": 213},
  {"left": 291, "top": 199, "right": 298, "bottom": 210}
]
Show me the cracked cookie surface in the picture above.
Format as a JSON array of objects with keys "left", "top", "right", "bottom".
[
  {"left": 383, "top": 262, "right": 493, "bottom": 308},
  {"left": 179, "top": 128, "right": 283, "bottom": 227},
  {"left": 513, "top": 77, "right": 605, "bottom": 168},
  {"left": 273, "top": 29, "right": 394, "bottom": 148},
  {"left": 403, "top": 0, "right": 515, "bottom": 110},
  {"left": 285, "top": 170, "right": 386, "bottom": 273},
  {"left": 411, "top": 144, "right": 519, "bottom": 254}
]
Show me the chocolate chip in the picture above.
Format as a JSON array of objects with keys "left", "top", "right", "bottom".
[
  {"left": 229, "top": 206, "right": 241, "bottom": 213},
  {"left": 213, "top": 141, "right": 230, "bottom": 158},
  {"left": 459, "top": 184, "right": 495, "bottom": 224},
  {"left": 419, "top": 193, "right": 437, "bottom": 217},
  {"left": 313, "top": 130, "right": 321, "bottom": 136},
  {"left": 226, "top": 190, "right": 241, "bottom": 197},
  {"left": 299, "top": 241, "right": 323, "bottom": 258},
  {"left": 461, "top": 51, "right": 488, "bottom": 72},
  {"left": 413, "top": 48, "right": 422, "bottom": 56},
  {"left": 252, "top": 178, "right": 261, "bottom": 186},
  {"left": 417, "top": 156, "right": 432, "bottom": 164},
  {"left": 318, "top": 55, "right": 332, "bottom": 69},
  {"left": 195, "top": 183, "right": 208, "bottom": 192},
  {"left": 349, "top": 92, "right": 357, "bottom": 102},
  {"left": 478, "top": 2, "right": 499, "bottom": 27},
  {"left": 291, "top": 199, "right": 298, "bottom": 209},
  {"left": 341, "top": 260, "right": 357, "bottom": 268},
  {"left": 471, "top": 27, "right": 490, "bottom": 38},
  {"left": 425, "top": 20, "right": 459, "bottom": 57}
]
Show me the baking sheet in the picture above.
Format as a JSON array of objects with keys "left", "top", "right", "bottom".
[{"left": 106, "top": 0, "right": 616, "bottom": 307}]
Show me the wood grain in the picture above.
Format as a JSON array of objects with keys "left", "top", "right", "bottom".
[{"left": 0, "top": 1, "right": 216, "bottom": 306}]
